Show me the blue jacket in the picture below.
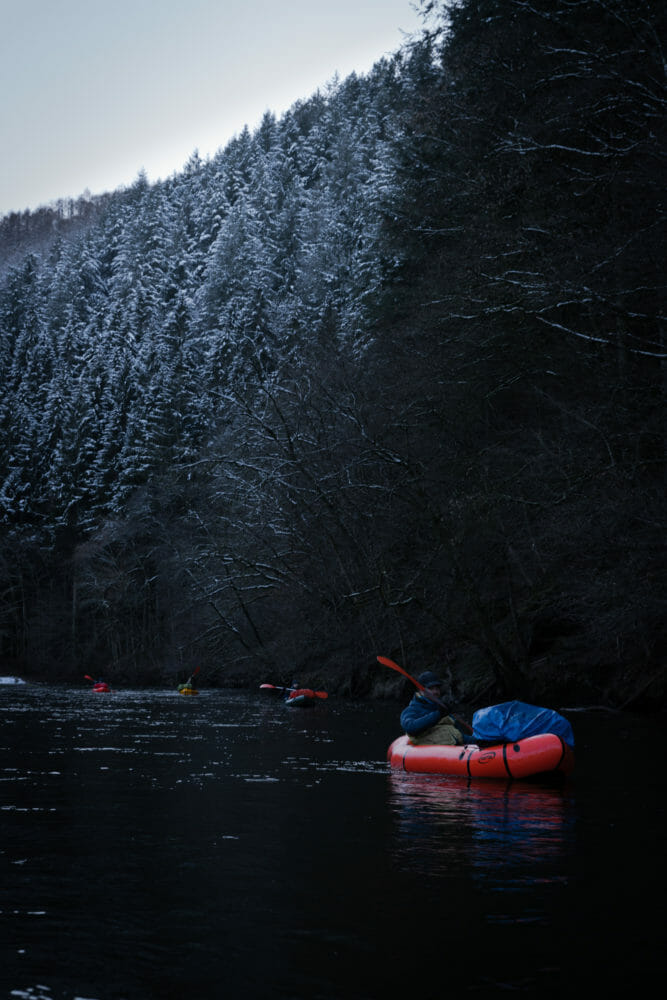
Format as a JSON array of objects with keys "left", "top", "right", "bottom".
[{"left": 400, "top": 692, "right": 445, "bottom": 736}]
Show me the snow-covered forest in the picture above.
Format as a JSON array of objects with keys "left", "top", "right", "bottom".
[{"left": 1, "top": 0, "right": 664, "bottom": 707}]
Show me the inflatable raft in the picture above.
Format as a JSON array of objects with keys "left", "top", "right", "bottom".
[{"left": 388, "top": 733, "right": 574, "bottom": 780}]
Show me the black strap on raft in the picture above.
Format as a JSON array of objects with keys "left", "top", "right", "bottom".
[
  {"left": 556, "top": 736, "right": 567, "bottom": 769},
  {"left": 501, "top": 743, "right": 520, "bottom": 778}
]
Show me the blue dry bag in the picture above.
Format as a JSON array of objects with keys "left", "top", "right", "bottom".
[{"left": 472, "top": 700, "right": 575, "bottom": 747}]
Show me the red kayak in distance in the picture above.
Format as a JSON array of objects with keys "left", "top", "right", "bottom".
[
  {"left": 85, "top": 674, "right": 111, "bottom": 693},
  {"left": 260, "top": 683, "right": 328, "bottom": 705},
  {"left": 285, "top": 688, "right": 320, "bottom": 707}
]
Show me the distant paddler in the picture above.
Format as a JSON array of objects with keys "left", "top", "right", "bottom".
[
  {"left": 259, "top": 682, "right": 328, "bottom": 705},
  {"left": 85, "top": 674, "right": 111, "bottom": 693},
  {"left": 178, "top": 666, "right": 200, "bottom": 695}
]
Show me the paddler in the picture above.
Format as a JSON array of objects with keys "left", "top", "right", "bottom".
[
  {"left": 178, "top": 667, "right": 199, "bottom": 692},
  {"left": 400, "top": 671, "right": 467, "bottom": 746}
]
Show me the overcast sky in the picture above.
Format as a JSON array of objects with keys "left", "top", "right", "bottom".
[{"left": 0, "top": 0, "right": 423, "bottom": 216}]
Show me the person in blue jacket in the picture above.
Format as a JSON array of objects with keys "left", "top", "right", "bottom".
[{"left": 400, "top": 671, "right": 465, "bottom": 746}]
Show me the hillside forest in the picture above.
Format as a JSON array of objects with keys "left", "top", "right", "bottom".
[{"left": 0, "top": 0, "right": 664, "bottom": 709}]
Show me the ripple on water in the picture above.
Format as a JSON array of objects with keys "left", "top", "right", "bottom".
[{"left": 9, "top": 989, "right": 101, "bottom": 1000}]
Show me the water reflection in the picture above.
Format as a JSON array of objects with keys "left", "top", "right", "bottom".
[
  {"left": 2, "top": 687, "right": 661, "bottom": 998},
  {"left": 388, "top": 770, "right": 575, "bottom": 925}
]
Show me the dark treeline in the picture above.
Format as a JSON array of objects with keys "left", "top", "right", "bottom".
[{"left": 1, "top": 0, "right": 664, "bottom": 708}]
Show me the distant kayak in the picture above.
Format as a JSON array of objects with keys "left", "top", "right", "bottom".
[
  {"left": 178, "top": 668, "right": 201, "bottom": 695},
  {"left": 260, "top": 683, "right": 328, "bottom": 704},
  {"left": 388, "top": 733, "right": 574, "bottom": 780},
  {"left": 92, "top": 682, "right": 111, "bottom": 693},
  {"left": 284, "top": 688, "right": 324, "bottom": 707}
]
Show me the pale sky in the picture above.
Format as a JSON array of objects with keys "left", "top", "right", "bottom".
[{"left": 0, "top": 0, "right": 423, "bottom": 217}]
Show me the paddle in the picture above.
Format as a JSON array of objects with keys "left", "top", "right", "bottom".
[
  {"left": 376, "top": 655, "right": 473, "bottom": 733},
  {"left": 259, "top": 683, "right": 328, "bottom": 700}
]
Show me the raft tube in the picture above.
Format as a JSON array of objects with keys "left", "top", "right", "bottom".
[{"left": 388, "top": 733, "right": 574, "bottom": 780}]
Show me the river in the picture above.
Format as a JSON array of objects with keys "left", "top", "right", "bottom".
[{"left": 1, "top": 684, "right": 663, "bottom": 999}]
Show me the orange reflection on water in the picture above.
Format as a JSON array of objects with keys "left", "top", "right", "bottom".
[{"left": 388, "top": 769, "right": 575, "bottom": 884}]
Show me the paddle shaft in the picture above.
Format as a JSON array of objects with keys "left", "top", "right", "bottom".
[{"left": 184, "top": 666, "right": 200, "bottom": 686}]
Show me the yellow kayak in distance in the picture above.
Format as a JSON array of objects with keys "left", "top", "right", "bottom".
[{"left": 178, "top": 667, "right": 201, "bottom": 695}]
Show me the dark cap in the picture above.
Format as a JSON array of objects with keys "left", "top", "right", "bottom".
[{"left": 418, "top": 671, "right": 443, "bottom": 688}]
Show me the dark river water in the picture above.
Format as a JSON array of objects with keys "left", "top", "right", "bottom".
[{"left": 1, "top": 684, "right": 663, "bottom": 999}]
